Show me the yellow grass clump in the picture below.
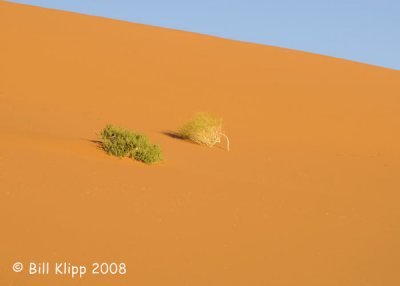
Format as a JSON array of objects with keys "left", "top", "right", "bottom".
[{"left": 178, "top": 113, "right": 230, "bottom": 151}]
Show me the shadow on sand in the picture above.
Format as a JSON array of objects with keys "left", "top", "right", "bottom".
[
  {"left": 161, "top": 130, "right": 198, "bottom": 146},
  {"left": 84, "top": 138, "right": 104, "bottom": 150},
  {"left": 161, "top": 130, "right": 184, "bottom": 140},
  {"left": 161, "top": 130, "right": 225, "bottom": 150}
]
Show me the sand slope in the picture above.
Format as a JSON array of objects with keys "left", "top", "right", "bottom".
[{"left": 1, "top": 2, "right": 400, "bottom": 285}]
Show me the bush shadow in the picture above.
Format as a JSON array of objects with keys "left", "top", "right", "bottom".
[
  {"left": 83, "top": 138, "right": 103, "bottom": 150},
  {"left": 162, "top": 130, "right": 184, "bottom": 140},
  {"left": 161, "top": 130, "right": 198, "bottom": 146},
  {"left": 161, "top": 130, "right": 225, "bottom": 150}
]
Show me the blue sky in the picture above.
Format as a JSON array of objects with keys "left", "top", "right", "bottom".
[{"left": 8, "top": 0, "right": 400, "bottom": 70}]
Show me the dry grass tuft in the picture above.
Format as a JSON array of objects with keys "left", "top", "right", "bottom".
[{"left": 178, "top": 113, "right": 230, "bottom": 151}]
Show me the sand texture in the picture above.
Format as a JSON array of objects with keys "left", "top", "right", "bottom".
[{"left": 1, "top": 2, "right": 400, "bottom": 285}]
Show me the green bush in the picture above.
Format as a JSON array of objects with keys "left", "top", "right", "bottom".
[
  {"left": 178, "top": 113, "right": 230, "bottom": 151},
  {"left": 99, "top": 125, "right": 162, "bottom": 164}
]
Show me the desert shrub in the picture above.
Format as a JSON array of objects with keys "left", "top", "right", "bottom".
[
  {"left": 178, "top": 113, "right": 230, "bottom": 151},
  {"left": 99, "top": 125, "right": 162, "bottom": 164},
  {"left": 133, "top": 143, "right": 163, "bottom": 164}
]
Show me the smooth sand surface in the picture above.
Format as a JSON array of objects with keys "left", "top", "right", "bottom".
[{"left": 1, "top": 2, "right": 400, "bottom": 285}]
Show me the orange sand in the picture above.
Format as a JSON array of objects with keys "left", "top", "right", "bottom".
[{"left": 1, "top": 2, "right": 400, "bottom": 285}]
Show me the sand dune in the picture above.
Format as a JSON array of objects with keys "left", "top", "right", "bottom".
[{"left": 1, "top": 1, "right": 400, "bottom": 285}]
